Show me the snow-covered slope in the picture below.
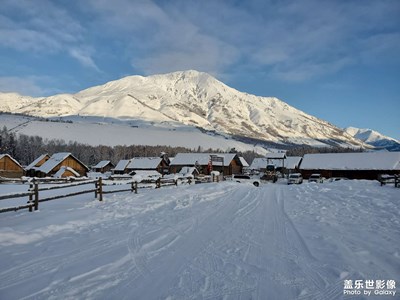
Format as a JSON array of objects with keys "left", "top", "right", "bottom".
[
  {"left": 345, "top": 127, "right": 400, "bottom": 151},
  {"left": 0, "top": 70, "right": 364, "bottom": 147},
  {"left": 0, "top": 114, "right": 269, "bottom": 155},
  {"left": 0, "top": 181, "right": 399, "bottom": 298}
]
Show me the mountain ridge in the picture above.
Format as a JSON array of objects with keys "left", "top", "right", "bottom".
[
  {"left": 0, "top": 70, "right": 367, "bottom": 148},
  {"left": 345, "top": 127, "right": 400, "bottom": 151}
]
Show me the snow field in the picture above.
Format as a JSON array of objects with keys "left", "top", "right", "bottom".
[{"left": 0, "top": 180, "right": 398, "bottom": 299}]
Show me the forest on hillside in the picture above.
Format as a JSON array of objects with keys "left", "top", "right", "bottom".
[
  {"left": 0, "top": 126, "right": 262, "bottom": 166},
  {"left": 0, "top": 126, "right": 362, "bottom": 167}
]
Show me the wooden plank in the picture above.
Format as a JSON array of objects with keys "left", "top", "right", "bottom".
[
  {"left": 0, "top": 204, "right": 34, "bottom": 213},
  {"left": 102, "top": 188, "right": 132, "bottom": 194},
  {"left": 32, "top": 177, "right": 89, "bottom": 183},
  {"left": 0, "top": 191, "right": 34, "bottom": 201},
  {"left": 38, "top": 180, "right": 96, "bottom": 191},
  {"left": 39, "top": 189, "right": 98, "bottom": 203}
]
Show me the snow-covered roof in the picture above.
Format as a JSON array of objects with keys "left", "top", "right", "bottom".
[
  {"left": 35, "top": 152, "right": 70, "bottom": 174},
  {"left": 285, "top": 157, "right": 303, "bottom": 169},
  {"left": 170, "top": 153, "right": 239, "bottom": 167},
  {"left": 300, "top": 152, "right": 400, "bottom": 170},
  {"left": 114, "top": 160, "right": 131, "bottom": 171},
  {"left": 54, "top": 166, "right": 80, "bottom": 178},
  {"left": 35, "top": 152, "right": 88, "bottom": 174},
  {"left": 180, "top": 166, "right": 199, "bottom": 175},
  {"left": 25, "top": 154, "right": 49, "bottom": 170},
  {"left": 265, "top": 153, "right": 286, "bottom": 159},
  {"left": 93, "top": 160, "right": 112, "bottom": 169},
  {"left": 126, "top": 157, "right": 162, "bottom": 169},
  {"left": 0, "top": 154, "right": 23, "bottom": 169},
  {"left": 250, "top": 158, "right": 278, "bottom": 169},
  {"left": 239, "top": 157, "right": 249, "bottom": 167},
  {"left": 250, "top": 156, "right": 302, "bottom": 170}
]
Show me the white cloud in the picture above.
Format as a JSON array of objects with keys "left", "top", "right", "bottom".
[
  {"left": 1, "top": 0, "right": 399, "bottom": 82},
  {"left": 0, "top": 76, "right": 45, "bottom": 96},
  {"left": 0, "top": 0, "right": 98, "bottom": 70},
  {"left": 69, "top": 48, "right": 101, "bottom": 72},
  {"left": 86, "top": 0, "right": 399, "bottom": 81}
]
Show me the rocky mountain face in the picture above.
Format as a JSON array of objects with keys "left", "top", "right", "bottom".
[{"left": 0, "top": 70, "right": 365, "bottom": 148}]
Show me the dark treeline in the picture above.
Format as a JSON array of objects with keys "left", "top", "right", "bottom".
[
  {"left": 0, "top": 126, "right": 261, "bottom": 166},
  {"left": 1, "top": 126, "right": 364, "bottom": 167}
]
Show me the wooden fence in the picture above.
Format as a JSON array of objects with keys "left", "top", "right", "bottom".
[
  {"left": 379, "top": 174, "right": 399, "bottom": 188},
  {"left": 0, "top": 176, "right": 194, "bottom": 214}
]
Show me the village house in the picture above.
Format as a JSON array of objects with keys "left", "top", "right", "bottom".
[
  {"left": 0, "top": 154, "right": 24, "bottom": 178},
  {"left": 299, "top": 152, "right": 400, "bottom": 180},
  {"left": 249, "top": 153, "right": 288, "bottom": 173},
  {"left": 114, "top": 153, "right": 170, "bottom": 175},
  {"left": 179, "top": 166, "right": 200, "bottom": 177},
  {"left": 92, "top": 160, "right": 115, "bottom": 173},
  {"left": 239, "top": 157, "right": 249, "bottom": 172},
  {"left": 26, "top": 152, "right": 89, "bottom": 178},
  {"left": 170, "top": 153, "right": 244, "bottom": 175},
  {"left": 113, "top": 159, "right": 131, "bottom": 175},
  {"left": 126, "top": 157, "right": 169, "bottom": 175},
  {"left": 54, "top": 166, "right": 81, "bottom": 178},
  {"left": 284, "top": 156, "right": 303, "bottom": 175},
  {"left": 25, "top": 154, "right": 51, "bottom": 177}
]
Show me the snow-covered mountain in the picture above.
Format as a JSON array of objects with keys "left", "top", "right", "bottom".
[
  {"left": 0, "top": 70, "right": 364, "bottom": 148},
  {"left": 345, "top": 127, "right": 400, "bottom": 151}
]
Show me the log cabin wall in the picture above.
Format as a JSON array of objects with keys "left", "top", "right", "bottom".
[
  {"left": 50, "top": 156, "right": 88, "bottom": 176},
  {"left": 0, "top": 156, "right": 24, "bottom": 178}
]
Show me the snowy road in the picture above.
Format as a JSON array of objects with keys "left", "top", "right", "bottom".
[{"left": 0, "top": 181, "right": 399, "bottom": 299}]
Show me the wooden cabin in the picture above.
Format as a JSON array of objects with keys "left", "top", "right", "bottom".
[
  {"left": 0, "top": 154, "right": 24, "bottom": 178},
  {"left": 126, "top": 157, "right": 170, "bottom": 175},
  {"left": 249, "top": 153, "right": 287, "bottom": 173},
  {"left": 170, "top": 153, "right": 243, "bottom": 175},
  {"left": 30, "top": 152, "right": 89, "bottom": 177},
  {"left": 25, "top": 154, "right": 50, "bottom": 177},
  {"left": 299, "top": 152, "right": 400, "bottom": 180},
  {"left": 113, "top": 160, "right": 131, "bottom": 175},
  {"left": 179, "top": 166, "right": 200, "bottom": 177},
  {"left": 92, "top": 160, "right": 115, "bottom": 173},
  {"left": 54, "top": 166, "right": 81, "bottom": 178}
]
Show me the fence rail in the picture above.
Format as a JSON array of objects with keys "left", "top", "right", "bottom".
[
  {"left": 0, "top": 175, "right": 194, "bottom": 214},
  {"left": 379, "top": 175, "right": 399, "bottom": 188}
]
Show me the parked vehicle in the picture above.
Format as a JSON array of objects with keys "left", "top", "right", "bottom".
[
  {"left": 232, "top": 174, "right": 260, "bottom": 187},
  {"left": 308, "top": 174, "right": 323, "bottom": 183},
  {"left": 287, "top": 173, "right": 303, "bottom": 184},
  {"left": 260, "top": 164, "right": 278, "bottom": 183}
]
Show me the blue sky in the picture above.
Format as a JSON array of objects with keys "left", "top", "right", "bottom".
[{"left": 1, "top": 0, "right": 399, "bottom": 140}]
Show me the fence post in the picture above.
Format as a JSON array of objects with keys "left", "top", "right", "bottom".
[
  {"left": 156, "top": 178, "right": 161, "bottom": 189},
  {"left": 34, "top": 180, "right": 39, "bottom": 211},
  {"left": 28, "top": 181, "right": 34, "bottom": 212},
  {"left": 98, "top": 177, "right": 103, "bottom": 201},
  {"left": 134, "top": 181, "right": 138, "bottom": 194},
  {"left": 95, "top": 180, "right": 98, "bottom": 198}
]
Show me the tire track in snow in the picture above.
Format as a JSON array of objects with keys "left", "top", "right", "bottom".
[
  {"left": 185, "top": 188, "right": 263, "bottom": 299},
  {"left": 0, "top": 238, "right": 119, "bottom": 290},
  {"left": 115, "top": 186, "right": 250, "bottom": 299},
  {"left": 276, "top": 186, "right": 344, "bottom": 299},
  {"left": 252, "top": 185, "right": 334, "bottom": 299}
]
